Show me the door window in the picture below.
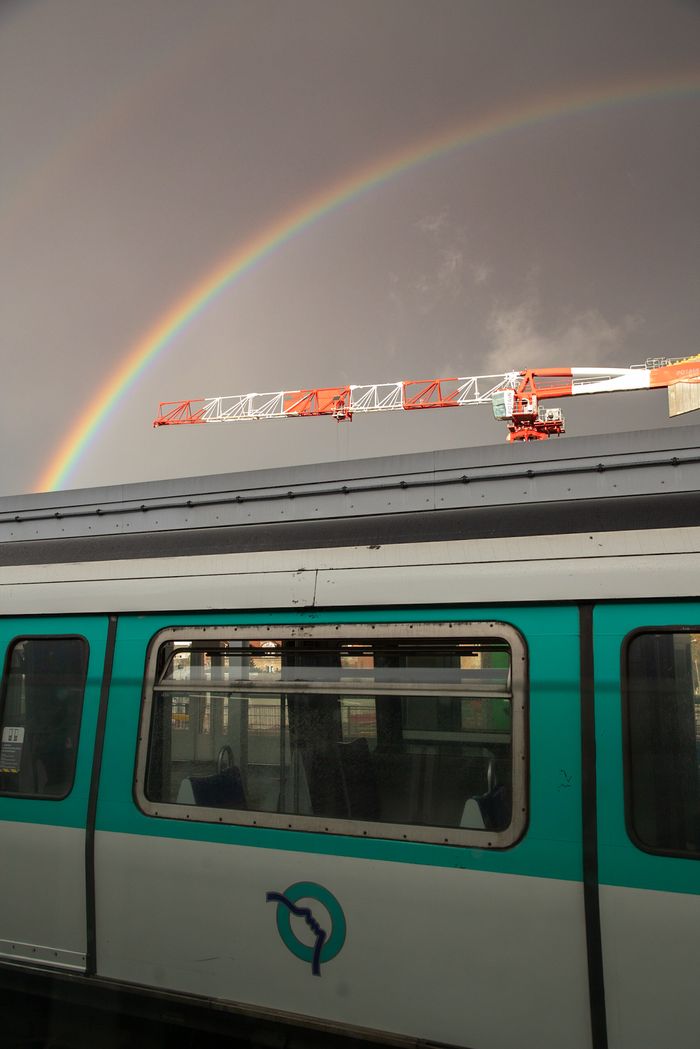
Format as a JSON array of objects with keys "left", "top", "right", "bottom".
[
  {"left": 625, "top": 630, "right": 700, "bottom": 856},
  {"left": 0, "top": 637, "right": 88, "bottom": 799}
]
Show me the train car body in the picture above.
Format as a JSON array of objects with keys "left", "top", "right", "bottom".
[{"left": 0, "top": 425, "right": 698, "bottom": 1049}]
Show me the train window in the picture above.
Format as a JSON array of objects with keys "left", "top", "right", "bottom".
[
  {"left": 137, "top": 624, "right": 527, "bottom": 848},
  {"left": 625, "top": 631, "right": 700, "bottom": 857},
  {"left": 0, "top": 637, "right": 88, "bottom": 799}
]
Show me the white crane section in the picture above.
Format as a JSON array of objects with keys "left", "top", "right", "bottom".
[{"left": 189, "top": 374, "right": 521, "bottom": 425}]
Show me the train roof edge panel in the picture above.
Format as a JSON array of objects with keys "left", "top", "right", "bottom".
[{"left": 1, "top": 424, "right": 699, "bottom": 561}]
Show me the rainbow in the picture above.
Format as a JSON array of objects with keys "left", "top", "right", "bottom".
[{"left": 38, "top": 69, "right": 700, "bottom": 492}]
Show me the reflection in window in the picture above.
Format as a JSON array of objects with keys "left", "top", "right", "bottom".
[
  {"left": 626, "top": 632, "right": 700, "bottom": 855},
  {"left": 0, "top": 637, "right": 87, "bottom": 798},
  {"left": 144, "top": 635, "right": 517, "bottom": 842}
]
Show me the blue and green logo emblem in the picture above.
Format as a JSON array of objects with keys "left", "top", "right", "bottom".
[{"left": 266, "top": 881, "right": 346, "bottom": 976}]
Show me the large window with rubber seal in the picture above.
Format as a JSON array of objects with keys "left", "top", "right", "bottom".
[
  {"left": 0, "top": 636, "right": 88, "bottom": 799},
  {"left": 625, "top": 629, "right": 700, "bottom": 857},
  {"left": 137, "top": 624, "right": 527, "bottom": 847}
]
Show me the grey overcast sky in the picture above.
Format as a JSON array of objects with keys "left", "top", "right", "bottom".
[{"left": 1, "top": 0, "right": 698, "bottom": 496}]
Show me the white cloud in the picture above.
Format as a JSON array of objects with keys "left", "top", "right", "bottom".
[
  {"left": 471, "top": 263, "right": 492, "bottom": 286},
  {"left": 484, "top": 294, "right": 642, "bottom": 373},
  {"left": 438, "top": 246, "right": 463, "bottom": 281},
  {"left": 391, "top": 210, "right": 487, "bottom": 318},
  {"left": 416, "top": 208, "right": 449, "bottom": 238},
  {"left": 412, "top": 235, "right": 466, "bottom": 314}
]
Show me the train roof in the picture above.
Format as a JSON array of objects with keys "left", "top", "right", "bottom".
[{"left": 1, "top": 423, "right": 699, "bottom": 566}]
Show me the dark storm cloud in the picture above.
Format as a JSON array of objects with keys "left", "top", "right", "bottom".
[{"left": 0, "top": 0, "right": 698, "bottom": 494}]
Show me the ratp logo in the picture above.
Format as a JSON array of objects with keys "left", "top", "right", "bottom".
[{"left": 266, "top": 881, "right": 346, "bottom": 976}]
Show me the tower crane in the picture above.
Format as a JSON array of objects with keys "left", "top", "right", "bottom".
[{"left": 153, "top": 355, "right": 700, "bottom": 442}]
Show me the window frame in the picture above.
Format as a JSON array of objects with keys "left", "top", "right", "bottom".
[
  {"left": 0, "top": 633, "right": 89, "bottom": 802},
  {"left": 135, "top": 622, "right": 528, "bottom": 849},
  {"left": 622, "top": 624, "right": 700, "bottom": 860}
]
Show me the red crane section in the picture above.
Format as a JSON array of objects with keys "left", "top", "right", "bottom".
[{"left": 283, "top": 387, "right": 353, "bottom": 419}]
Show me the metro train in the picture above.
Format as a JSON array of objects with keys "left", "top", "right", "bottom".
[{"left": 0, "top": 424, "right": 698, "bottom": 1049}]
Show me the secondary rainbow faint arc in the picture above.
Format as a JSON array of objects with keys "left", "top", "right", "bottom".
[{"left": 38, "top": 69, "right": 700, "bottom": 492}]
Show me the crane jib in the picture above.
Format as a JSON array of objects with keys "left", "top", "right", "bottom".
[{"left": 153, "top": 355, "right": 700, "bottom": 441}]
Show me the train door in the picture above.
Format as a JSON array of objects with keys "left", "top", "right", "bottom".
[
  {"left": 95, "top": 608, "right": 592, "bottom": 1049},
  {"left": 594, "top": 603, "right": 700, "bottom": 1049},
  {"left": 0, "top": 616, "right": 110, "bottom": 972}
]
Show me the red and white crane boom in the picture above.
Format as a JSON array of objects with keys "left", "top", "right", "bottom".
[{"left": 154, "top": 356, "right": 700, "bottom": 442}]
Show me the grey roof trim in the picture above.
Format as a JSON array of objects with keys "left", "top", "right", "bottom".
[
  {"left": 2, "top": 424, "right": 699, "bottom": 548},
  {"left": 1, "top": 491, "right": 699, "bottom": 567}
]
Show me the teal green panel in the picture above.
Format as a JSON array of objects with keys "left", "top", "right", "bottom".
[
  {"left": 0, "top": 616, "right": 109, "bottom": 829},
  {"left": 97, "top": 607, "right": 584, "bottom": 883},
  {"left": 594, "top": 602, "right": 700, "bottom": 896}
]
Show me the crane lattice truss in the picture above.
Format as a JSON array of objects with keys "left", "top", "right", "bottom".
[{"left": 154, "top": 357, "right": 700, "bottom": 441}]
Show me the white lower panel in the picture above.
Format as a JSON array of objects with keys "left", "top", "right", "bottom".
[
  {"left": 96, "top": 831, "right": 591, "bottom": 1049},
  {"left": 0, "top": 821, "right": 87, "bottom": 969},
  {"left": 601, "top": 883, "right": 700, "bottom": 1049}
]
